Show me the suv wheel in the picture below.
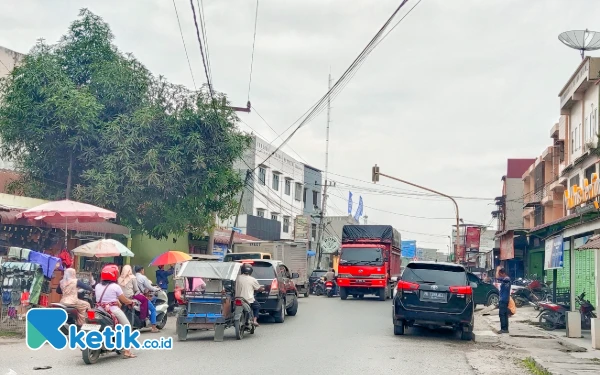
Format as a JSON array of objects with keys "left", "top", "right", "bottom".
[
  {"left": 461, "top": 329, "right": 473, "bottom": 341},
  {"left": 286, "top": 297, "right": 298, "bottom": 316},
  {"left": 272, "top": 301, "right": 285, "bottom": 323},
  {"left": 394, "top": 322, "right": 405, "bottom": 336}
]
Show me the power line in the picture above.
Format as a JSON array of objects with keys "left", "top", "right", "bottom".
[
  {"left": 255, "top": 0, "right": 416, "bottom": 170},
  {"left": 172, "top": 0, "right": 198, "bottom": 91},
  {"left": 247, "top": 0, "right": 260, "bottom": 103},
  {"left": 189, "top": 0, "right": 214, "bottom": 97},
  {"left": 197, "top": 0, "right": 212, "bottom": 85}
]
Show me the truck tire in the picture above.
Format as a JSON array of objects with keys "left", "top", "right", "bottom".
[
  {"left": 378, "top": 287, "right": 386, "bottom": 301},
  {"left": 340, "top": 287, "right": 348, "bottom": 300}
]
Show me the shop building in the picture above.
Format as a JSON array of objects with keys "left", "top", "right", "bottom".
[{"left": 493, "top": 159, "right": 535, "bottom": 279}]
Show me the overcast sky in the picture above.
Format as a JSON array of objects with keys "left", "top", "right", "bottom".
[{"left": 2, "top": 0, "right": 599, "bottom": 251}]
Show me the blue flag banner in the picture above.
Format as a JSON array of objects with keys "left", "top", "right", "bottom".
[
  {"left": 353, "top": 196, "right": 363, "bottom": 222},
  {"left": 348, "top": 191, "right": 353, "bottom": 214}
]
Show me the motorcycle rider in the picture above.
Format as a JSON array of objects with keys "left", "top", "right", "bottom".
[
  {"left": 235, "top": 263, "right": 265, "bottom": 326},
  {"left": 95, "top": 264, "right": 136, "bottom": 359},
  {"left": 324, "top": 268, "right": 337, "bottom": 295},
  {"left": 134, "top": 265, "right": 161, "bottom": 327},
  {"left": 56, "top": 268, "right": 93, "bottom": 326}
]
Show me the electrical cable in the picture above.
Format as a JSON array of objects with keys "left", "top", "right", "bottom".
[
  {"left": 255, "top": 0, "right": 416, "bottom": 170},
  {"left": 172, "top": 0, "right": 198, "bottom": 91},
  {"left": 197, "top": 0, "right": 212, "bottom": 85},
  {"left": 189, "top": 0, "right": 214, "bottom": 97},
  {"left": 247, "top": 0, "right": 260, "bottom": 103}
]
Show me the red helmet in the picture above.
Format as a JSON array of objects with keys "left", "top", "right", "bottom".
[{"left": 100, "top": 264, "right": 119, "bottom": 282}]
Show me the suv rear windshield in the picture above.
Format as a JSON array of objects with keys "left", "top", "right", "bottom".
[
  {"left": 340, "top": 247, "right": 384, "bottom": 266},
  {"left": 311, "top": 270, "right": 327, "bottom": 277},
  {"left": 402, "top": 263, "right": 467, "bottom": 286},
  {"left": 247, "top": 263, "right": 277, "bottom": 279}
]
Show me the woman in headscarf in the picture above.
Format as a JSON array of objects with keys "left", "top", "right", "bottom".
[
  {"left": 56, "top": 268, "right": 93, "bottom": 326},
  {"left": 118, "top": 265, "right": 158, "bottom": 333}
]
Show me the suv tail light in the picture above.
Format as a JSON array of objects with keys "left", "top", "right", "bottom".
[
  {"left": 397, "top": 281, "right": 419, "bottom": 291},
  {"left": 235, "top": 299, "right": 243, "bottom": 306},
  {"left": 270, "top": 279, "right": 279, "bottom": 295},
  {"left": 449, "top": 286, "right": 472, "bottom": 295}
]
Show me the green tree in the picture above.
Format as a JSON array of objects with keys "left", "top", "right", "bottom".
[{"left": 0, "top": 9, "right": 249, "bottom": 239}]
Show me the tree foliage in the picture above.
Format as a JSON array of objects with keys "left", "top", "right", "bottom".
[{"left": 0, "top": 9, "right": 250, "bottom": 239}]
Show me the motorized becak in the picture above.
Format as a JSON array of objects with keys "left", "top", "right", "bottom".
[{"left": 175, "top": 261, "right": 244, "bottom": 342}]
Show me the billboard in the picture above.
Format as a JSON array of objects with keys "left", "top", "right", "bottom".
[
  {"left": 401, "top": 240, "right": 416, "bottom": 258},
  {"left": 544, "top": 235, "right": 564, "bottom": 270},
  {"left": 465, "top": 227, "right": 481, "bottom": 252},
  {"left": 293, "top": 215, "right": 310, "bottom": 242},
  {"left": 500, "top": 232, "right": 514, "bottom": 260}
]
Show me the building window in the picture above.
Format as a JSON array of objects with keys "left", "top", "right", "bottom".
[
  {"left": 258, "top": 167, "right": 266, "bottom": 185},
  {"left": 272, "top": 173, "right": 279, "bottom": 191},
  {"left": 285, "top": 179, "right": 291, "bottom": 195},
  {"left": 585, "top": 165, "right": 596, "bottom": 182},
  {"left": 295, "top": 183, "right": 302, "bottom": 201},
  {"left": 312, "top": 190, "right": 319, "bottom": 207},
  {"left": 271, "top": 213, "right": 278, "bottom": 221},
  {"left": 311, "top": 223, "right": 317, "bottom": 241},
  {"left": 569, "top": 175, "right": 580, "bottom": 190},
  {"left": 571, "top": 130, "right": 575, "bottom": 153},
  {"left": 257, "top": 209, "right": 265, "bottom": 218},
  {"left": 303, "top": 188, "right": 307, "bottom": 205},
  {"left": 283, "top": 216, "right": 290, "bottom": 233}
]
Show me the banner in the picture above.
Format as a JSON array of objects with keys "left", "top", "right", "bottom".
[
  {"left": 293, "top": 215, "right": 310, "bottom": 242},
  {"left": 544, "top": 235, "right": 564, "bottom": 270},
  {"left": 455, "top": 245, "right": 466, "bottom": 263},
  {"left": 500, "top": 232, "right": 514, "bottom": 260},
  {"left": 348, "top": 191, "right": 353, "bottom": 214},
  {"left": 353, "top": 196, "right": 363, "bottom": 222},
  {"left": 465, "top": 227, "right": 481, "bottom": 252}
]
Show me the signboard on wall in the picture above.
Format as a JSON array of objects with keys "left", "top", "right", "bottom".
[
  {"left": 293, "top": 215, "right": 310, "bottom": 242},
  {"left": 401, "top": 240, "right": 416, "bottom": 258},
  {"left": 544, "top": 235, "right": 564, "bottom": 270},
  {"left": 500, "top": 232, "right": 514, "bottom": 260},
  {"left": 465, "top": 227, "right": 481, "bottom": 252}
]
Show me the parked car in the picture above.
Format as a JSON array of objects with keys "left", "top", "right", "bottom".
[
  {"left": 235, "top": 260, "right": 299, "bottom": 323},
  {"left": 467, "top": 272, "right": 499, "bottom": 307},
  {"left": 393, "top": 261, "right": 475, "bottom": 340}
]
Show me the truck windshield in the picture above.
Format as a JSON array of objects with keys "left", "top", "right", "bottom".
[
  {"left": 224, "top": 253, "right": 262, "bottom": 262},
  {"left": 339, "top": 247, "right": 384, "bottom": 265}
]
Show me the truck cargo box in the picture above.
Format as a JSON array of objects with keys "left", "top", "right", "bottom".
[{"left": 342, "top": 225, "right": 401, "bottom": 249}]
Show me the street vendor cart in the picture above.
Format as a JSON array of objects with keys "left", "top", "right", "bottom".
[{"left": 175, "top": 260, "right": 242, "bottom": 341}]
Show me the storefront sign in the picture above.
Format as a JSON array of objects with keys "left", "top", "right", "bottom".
[
  {"left": 321, "top": 237, "right": 339, "bottom": 253},
  {"left": 544, "top": 235, "right": 564, "bottom": 270},
  {"left": 500, "top": 232, "right": 514, "bottom": 260},
  {"left": 465, "top": 226, "right": 481, "bottom": 252},
  {"left": 564, "top": 173, "right": 600, "bottom": 210}
]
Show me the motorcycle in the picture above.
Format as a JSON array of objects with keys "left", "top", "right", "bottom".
[
  {"left": 122, "top": 288, "right": 169, "bottom": 330},
  {"left": 51, "top": 288, "right": 96, "bottom": 336},
  {"left": 325, "top": 280, "right": 334, "bottom": 298},
  {"left": 313, "top": 278, "right": 325, "bottom": 296},
  {"left": 80, "top": 306, "right": 122, "bottom": 364},
  {"left": 537, "top": 292, "right": 596, "bottom": 331},
  {"left": 233, "top": 297, "right": 256, "bottom": 340}
]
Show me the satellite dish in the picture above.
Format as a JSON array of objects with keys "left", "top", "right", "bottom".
[{"left": 559, "top": 29, "right": 600, "bottom": 59}]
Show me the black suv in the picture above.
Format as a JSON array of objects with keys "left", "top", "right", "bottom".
[
  {"left": 235, "top": 260, "right": 299, "bottom": 323},
  {"left": 393, "top": 261, "right": 475, "bottom": 340}
]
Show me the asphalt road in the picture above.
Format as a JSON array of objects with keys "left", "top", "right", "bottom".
[{"left": 0, "top": 296, "right": 528, "bottom": 375}]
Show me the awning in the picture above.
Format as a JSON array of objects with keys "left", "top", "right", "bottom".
[
  {"left": 307, "top": 250, "right": 316, "bottom": 257},
  {"left": 0, "top": 210, "right": 130, "bottom": 235},
  {"left": 213, "top": 229, "right": 260, "bottom": 245},
  {"left": 576, "top": 234, "right": 600, "bottom": 250}
]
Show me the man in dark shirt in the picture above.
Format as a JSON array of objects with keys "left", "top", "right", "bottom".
[
  {"left": 156, "top": 265, "right": 175, "bottom": 290},
  {"left": 497, "top": 268, "right": 511, "bottom": 333}
]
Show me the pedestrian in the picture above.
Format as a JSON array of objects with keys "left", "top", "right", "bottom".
[
  {"left": 497, "top": 267, "right": 511, "bottom": 334},
  {"left": 155, "top": 265, "right": 175, "bottom": 290}
]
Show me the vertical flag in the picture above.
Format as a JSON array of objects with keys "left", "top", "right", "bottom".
[
  {"left": 353, "top": 196, "right": 363, "bottom": 222},
  {"left": 348, "top": 191, "right": 353, "bottom": 214}
]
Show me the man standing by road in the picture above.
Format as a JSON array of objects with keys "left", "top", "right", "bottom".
[
  {"left": 156, "top": 265, "right": 174, "bottom": 290},
  {"left": 497, "top": 267, "right": 511, "bottom": 334}
]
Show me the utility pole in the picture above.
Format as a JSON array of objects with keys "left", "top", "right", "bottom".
[
  {"left": 372, "top": 165, "right": 462, "bottom": 264},
  {"left": 316, "top": 72, "right": 332, "bottom": 269},
  {"left": 228, "top": 170, "right": 252, "bottom": 250}
]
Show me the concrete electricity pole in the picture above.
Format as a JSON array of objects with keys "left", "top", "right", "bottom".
[
  {"left": 316, "top": 73, "right": 332, "bottom": 269},
  {"left": 371, "top": 165, "right": 462, "bottom": 264}
]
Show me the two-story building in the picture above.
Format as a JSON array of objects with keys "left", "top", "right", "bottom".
[{"left": 303, "top": 165, "right": 323, "bottom": 249}]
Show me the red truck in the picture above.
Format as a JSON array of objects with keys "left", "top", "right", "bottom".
[{"left": 336, "top": 225, "right": 401, "bottom": 301}]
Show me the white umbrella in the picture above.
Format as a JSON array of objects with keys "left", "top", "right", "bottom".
[{"left": 72, "top": 239, "right": 134, "bottom": 258}]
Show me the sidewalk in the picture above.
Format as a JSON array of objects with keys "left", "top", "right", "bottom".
[{"left": 475, "top": 305, "right": 600, "bottom": 374}]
